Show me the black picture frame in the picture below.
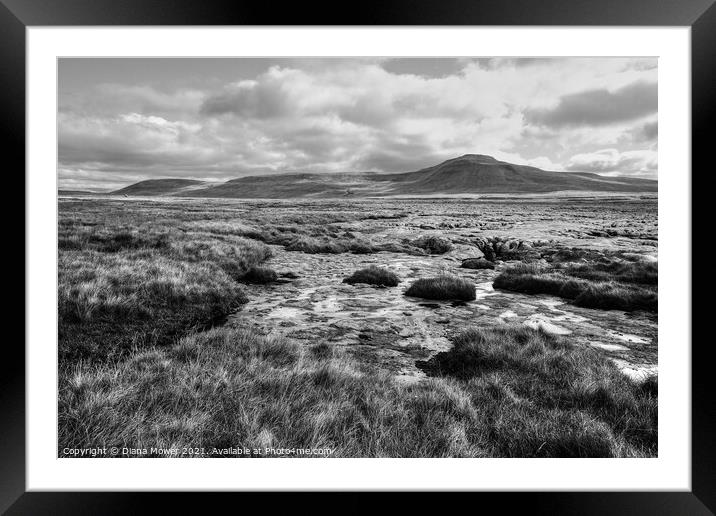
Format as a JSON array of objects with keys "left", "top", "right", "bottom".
[{"left": 4, "top": 0, "right": 711, "bottom": 513}]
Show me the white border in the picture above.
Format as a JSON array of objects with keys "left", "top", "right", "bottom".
[{"left": 27, "top": 27, "right": 691, "bottom": 491}]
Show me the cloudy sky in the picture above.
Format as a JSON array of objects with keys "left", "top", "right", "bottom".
[{"left": 58, "top": 57, "right": 657, "bottom": 190}]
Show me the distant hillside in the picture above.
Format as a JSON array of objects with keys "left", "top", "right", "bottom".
[
  {"left": 111, "top": 155, "right": 657, "bottom": 199},
  {"left": 58, "top": 189, "right": 96, "bottom": 196},
  {"left": 112, "top": 179, "right": 207, "bottom": 196},
  {"left": 373, "top": 155, "right": 657, "bottom": 194},
  {"left": 186, "top": 172, "right": 383, "bottom": 199}
]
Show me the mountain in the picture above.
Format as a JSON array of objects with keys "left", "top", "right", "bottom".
[
  {"left": 112, "top": 179, "right": 208, "bottom": 196},
  {"left": 111, "top": 155, "right": 657, "bottom": 198},
  {"left": 372, "top": 154, "right": 657, "bottom": 194},
  {"left": 186, "top": 172, "right": 384, "bottom": 199}
]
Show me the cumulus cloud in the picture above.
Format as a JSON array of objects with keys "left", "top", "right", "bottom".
[
  {"left": 624, "top": 120, "right": 658, "bottom": 143},
  {"left": 523, "top": 156, "right": 565, "bottom": 171},
  {"left": 200, "top": 72, "right": 293, "bottom": 119},
  {"left": 58, "top": 58, "right": 658, "bottom": 189},
  {"left": 59, "top": 112, "right": 218, "bottom": 169},
  {"left": 565, "top": 148, "right": 657, "bottom": 176},
  {"left": 199, "top": 63, "right": 505, "bottom": 125},
  {"left": 60, "top": 84, "right": 205, "bottom": 118},
  {"left": 526, "top": 81, "right": 657, "bottom": 128}
]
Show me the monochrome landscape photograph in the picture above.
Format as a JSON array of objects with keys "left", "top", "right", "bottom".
[{"left": 58, "top": 57, "right": 658, "bottom": 458}]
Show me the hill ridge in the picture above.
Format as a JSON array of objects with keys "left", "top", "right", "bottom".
[{"left": 109, "top": 154, "right": 657, "bottom": 198}]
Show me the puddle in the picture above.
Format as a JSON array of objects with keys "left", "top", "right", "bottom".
[
  {"left": 590, "top": 342, "right": 629, "bottom": 352},
  {"left": 608, "top": 331, "right": 650, "bottom": 344},
  {"left": 538, "top": 298, "right": 565, "bottom": 311},
  {"left": 611, "top": 359, "right": 658, "bottom": 381},
  {"left": 314, "top": 296, "right": 341, "bottom": 313},
  {"left": 523, "top": 315, "right": 572, "bottom": 335},
  {"left": 229, "top": 243, "right": 657, "bottom": 381},
  {"left": 474, "top": 281, "right": 497, "bottom": 300},
  {"left": 267, "top": 306, "right": 303, "bottom": 319},
  {"left": 418, "top": 303, "right": 441, "bottom": 309}
]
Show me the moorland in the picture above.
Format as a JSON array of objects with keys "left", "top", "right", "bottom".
[{"left": 58, "top": 194, "right": 658, "bottom": 458}]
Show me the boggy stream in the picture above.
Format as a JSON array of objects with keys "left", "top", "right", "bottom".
[{"left": 228, "top": 245, "right": 657, "bottom": 383}]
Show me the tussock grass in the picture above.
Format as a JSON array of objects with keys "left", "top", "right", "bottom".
[
  {"left": 106, "top": 202, "right": 423, "bottom": 257},
  {"left": 276, "top": 233, "right": 429, "bottom": 256},
  {"left": 411, "top": 235, "right": 453, "bottom": 254},
  {"left": 461, "top": 257, "right": 495, "bottom": 270},
  {"left": 573, "top": 284, "right": 657, "bottom": 312},
  {"left": 563, "top": 261, "right": 657, "bottom": 285},
  {"left": 169, "top": 236, "right": 272, "bottom": 280},
  {"left": 59, "top": 203, "right": 273, "bottom": 362},
  {"left": 405, "top": 275, "right": 476, "bottom": 301},
  {"left": 58, "top": 251, "right": 248, "bottom": 362},
  {"left": 420, "top": 326, "right": 657, "bottom": 455},
  {"left": 494, "top": 261, "right": 657, "bottom": 312},
  {"left": 284, "top": 235, "right": 372, "bottom": 254},
  {"left": 58, "top": 199, "right": 658, "bottom": 458},
  {"left": 343, "top": 266, "right": 400, "bottom": 287},
  {"left": 59, "top": 326, "right": 656, "bottom": 458},
  {"left": 243, "top": 266, "right": 278, "bottom": 284},
  {"left": 211, "top": 217, "right": 381, "bottom": 255},
  {"left": 60, "top": 230, "right": 171, "bottom": 252}
]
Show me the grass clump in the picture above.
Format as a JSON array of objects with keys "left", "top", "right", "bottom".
[
  {"left": 59, "top": 252, "right": 247, "bottom": 362},
  {"left": 573, "top": 283, "right": 657, "bottom": 312},
  {"left": 419, "top": 325, "right": 657, "bottom": 456},
  {"left": 493, "top": 261, "right": 657, "bottom": 312},
  {"left": 243, "top": 266, "right": 278, "bottom": 284},
  {"left": 405, "top": 275, "right": 476, "bottom": 301},
  {"left": 563, "top": 261, "right": 657, "bottom": 285},
  {"left": 58, "top": 202, "right": 273, "bottom": 362},
  {"left": 59, "top": 230, "right": 171, "bottom": 252},
  {"left": 343, "top": 266, "right": 400, "bottom": 287},
  {"left": 59, "top": 325, "right": 656, "bottom": 458},
  {"left": 461, "top": 257, "right": 495, "bottom": 270},
  {"left": 411, "top": 235, "right": 453, "bottom": 254},
  {"left": 284, "top": 235, "right": 376, "bottom": 255}
]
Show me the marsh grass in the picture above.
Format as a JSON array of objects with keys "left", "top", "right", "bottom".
[
  {"left": 405, "top": 275, "right": 476, "bottom": 301},
  {"left": 59, "top": 230, "right": 171, "bottom": 252},
  {"left": 243, "top": 266, "right": 278, "bottom": 284},
  {"left": 461, "top": 257, "right": 495, "bottom": 270},
  {"left": 421, "top": 326, "right": 656, "bottom": 455},
  {"left": 228, "top": 222, "right": 420, "bottom": 256},
  {"left": 90, "top": 201, "right": 426, "bottom": 257},
  {"left": 58, "top": 250, "right": 251, "bottom": 362},
  {"left": 59, "top": 325, "right": 656, "bottom": 458},
  {"left": 58, "top": 203, "right": 273, "bottom": 362},
  {"left": 343, "top": 266, "right": 400, "bottom": 287},
  {"left": 57, "top": 199, "right": 658, "bottom": 458},
  {"left": 493, "top": 261, "right": 657, "bottom": 312},
  {"left": 411, "top": 235, "right": 453, "bottom": 254},
  {"left": 563, "top": 261, "right": 657, "bottom": 285},
  {"left": 284, "top": 235, "right": 374, "bottom": 254}
]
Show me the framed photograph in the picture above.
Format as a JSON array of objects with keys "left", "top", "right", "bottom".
[{"left": 6, "top": 0, "right": 711, "bottom": 512}]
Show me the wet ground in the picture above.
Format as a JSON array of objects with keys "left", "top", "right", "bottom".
[
  {"left": 230, "top": 241, "right": 657, "bottom": 383},
  {"left": 61, "top": 194, "right": 657, "bottom": 383}
]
